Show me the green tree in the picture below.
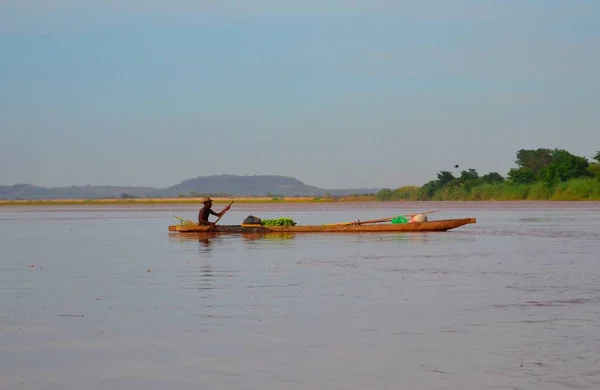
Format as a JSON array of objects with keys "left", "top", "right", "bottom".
[
  {"left": 507, "top": 168, "right": 535, "bottom": 185},
  {"left": 459, "top": 168, "right": 479, "bottom": 182},
  {"left": 539, "top": 149, "right": 589, "bottom": 184},
  {"left": 375, "top": 188, "right": 393, "bottom": 201},
  {"left": 419, "top": 180, "right": 439, "bottom": 199},
  {"left": 481, "top": 172, "right": 505, "bottom": 184},
  {"left": 515, "top": 148, "right": 553, "bottom": 177},
  {"left": 588, "top": 149, "right": 600, "bottom": 177},
  {"left": 456, "top": 168, "right": 480, "bottom": 192},
  {"left": 587, "top": 163, "right": 600, "bottom": 178},
  {"left": 436, "top": 171, "right": 455, "bottom": 187}
]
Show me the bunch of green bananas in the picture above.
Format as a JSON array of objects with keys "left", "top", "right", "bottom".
[{"left": 261, "top": 217, "right": 297, "bottom": 226}]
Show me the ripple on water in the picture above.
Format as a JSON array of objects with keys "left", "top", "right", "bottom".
[{"left": 1, "top": 203, "right": 600, "bottom": 389}]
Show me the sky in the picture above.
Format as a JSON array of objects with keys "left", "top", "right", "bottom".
[{"left": 1, "top": 0, "right": 599, "bottom": 189}]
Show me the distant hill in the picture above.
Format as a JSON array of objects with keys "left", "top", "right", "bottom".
[
  {"left": 160, "top": 175, "right": 323, "bottom": 197},
  {"left": 0, "top": 175, "right": 381, "bottom": 200}
]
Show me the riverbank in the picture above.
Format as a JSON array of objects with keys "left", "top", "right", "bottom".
[
  {"left": 3, "top": 178, "right": 600, "bottom": 206},
  {"left": 2, "top": 194, "right": 600, "bottom": 206},
  {"left": 0, "top": 195, "right": 376, "bottom": 206},
  {"left": 376, "top": 178, "right": 600, "bottom": 202}
]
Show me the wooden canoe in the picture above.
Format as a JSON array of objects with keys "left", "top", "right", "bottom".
[{"left": 168, "top": 218, "right": 476, "bottom": 234}]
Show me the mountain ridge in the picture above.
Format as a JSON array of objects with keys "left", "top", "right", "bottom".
[{"left": 0, "top": 175, "right": 383, "bottom": 200}]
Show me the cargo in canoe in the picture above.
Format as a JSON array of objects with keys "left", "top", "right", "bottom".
[{"left": 168, "top": 218, "right": 476, "bottom": 234}]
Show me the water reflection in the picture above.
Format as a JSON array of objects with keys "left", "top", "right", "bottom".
[
  {"left": 198, "top": 236, "right": 213, "bottom": 252},
  {"left": 391, "top": 232, "right": 466, "bottom": 244},
  {"left": 168, "top": 231, "right": 299, "bottom": 249},
  {"left": 196, "top": 264, "right": 214, "bottom": 290},
  {"left": 179, "top": 261, "right": 218, "bottom": 291},
  {"left": 168, "top": 232, "right": 223, "bottom": 253},
  {"left": 389, "top": 233, "right": 431, "bottom": 244},
  {"left": 241, "top": 232, "right": 296, "bottom": 248}
]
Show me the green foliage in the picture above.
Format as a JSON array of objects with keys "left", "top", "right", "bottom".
[
  {"left": 481, "top": 172, "right": 505, "bottom": 184},
  {"left": 419, "top": 180, "right": 439, "bottom": 199},
  {"left": 526, "top": 182, "right": 553, "bottom": 200},
  {"left": 593, "top": 151, "right": 600, "bottom": 163},
  {"left": 507, "top": 168, "right": 535, "bottom": 185},
  {"left": 375, "top": 188, "right": 393, "bottom": 201},
  {"left": 459, "top": 168, "right": 479, "bottom": 182},
  {"left": 501, "top": 184, "right": 531, "bottom": 200},
  {"left": 452, "top": 168, "right": 480, "bottom": 192},
  {"left": 466, "top": 184, "right": 505, "bottom": 200},
  {"left": 375, "top": 186, "right": 421, "bottom": 201},
  {"left": 379, "top": 148, "right": 600, "bottom": 201},
  {"left": 538, "top": 149, "right": 589, "bottom": 185},
  {"left": 261, "top": 217, "right": 297, "bottom": 226},
  {"left": 551, "top": 178, "right": 600, "bottom": 200},
  {"left": 436, "top": 171, "right": 455, "bottom": 186},
  {"left": 515, "top": 148, "right": 553, "bottom": 176},
  {"left": 433, "top": 185, "right": 468, "bottom": 200},
  {"left": 392, "top": 186, "right": 421, "bottom": 201},
  {"left": 588, "top": 163, "right": 600, "bottom": 178}
]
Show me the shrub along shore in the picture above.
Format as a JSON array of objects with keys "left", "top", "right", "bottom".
[
  {"left": 376, "top": 148, "right": 600, "bottom": 201},
  {"left": 375, "top": 178, "right": 600, "bottom": 201}
]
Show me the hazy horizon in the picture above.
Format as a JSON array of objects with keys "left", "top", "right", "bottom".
[
  {"left": 1, "top": 173, "right": 387, "bottom": 190},
  {"left": 1, "top": 1, "right": 599, "bottom": 189}
]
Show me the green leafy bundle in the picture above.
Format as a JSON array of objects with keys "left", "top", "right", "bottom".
[{"left": 261, "top": 217, "right": 297, "bottom": 226}]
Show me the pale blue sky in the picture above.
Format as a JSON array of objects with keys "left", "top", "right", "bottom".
[{"left": 1, "top": 1, "right": 598, "bottom": 189}]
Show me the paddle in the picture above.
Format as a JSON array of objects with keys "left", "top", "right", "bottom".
[
  {"left": 326, "top": 210, "right": 442, "bottom": 226},
  {"left": 205, "top": 201, "right": 234, "bottom": 231}
]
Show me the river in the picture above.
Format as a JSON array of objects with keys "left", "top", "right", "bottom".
[{"left": 1, "top": 201, "right": 599, "bottom": 390}]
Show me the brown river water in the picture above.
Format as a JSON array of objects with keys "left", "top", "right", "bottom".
[{"left": 1, "top": 201, "right": 599, "bottom": 390}]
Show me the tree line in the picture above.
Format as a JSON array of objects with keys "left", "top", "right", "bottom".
[{"left": 376, "top": 149, "right": 600, "bottom": 201}]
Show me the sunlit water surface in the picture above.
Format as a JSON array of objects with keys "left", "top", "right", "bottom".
[{"left": 1, "top": 202, "right": 599, "bottom": 390}]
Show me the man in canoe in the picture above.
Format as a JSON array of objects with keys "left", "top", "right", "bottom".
[{"left": 198, "top": 197, "right": 231, "bottom": 225}]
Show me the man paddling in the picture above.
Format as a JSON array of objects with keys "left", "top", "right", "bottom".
[{"left": 198, "top": 197, "right": 231, "bottom": 225}]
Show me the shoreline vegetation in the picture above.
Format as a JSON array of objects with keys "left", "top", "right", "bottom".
[
  {"left": 2, "top": 149, "right": 599, "bottom": 206},
  {"left": 376, "top": 148, "right": 600, "bottom": 202}
]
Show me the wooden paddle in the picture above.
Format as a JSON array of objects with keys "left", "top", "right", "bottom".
[
  {"left": 326, "top": 210, "right": 442, "bottom": 226},
  {"left": 205, "top": 201, "right": 234, "bottom": 231}
]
